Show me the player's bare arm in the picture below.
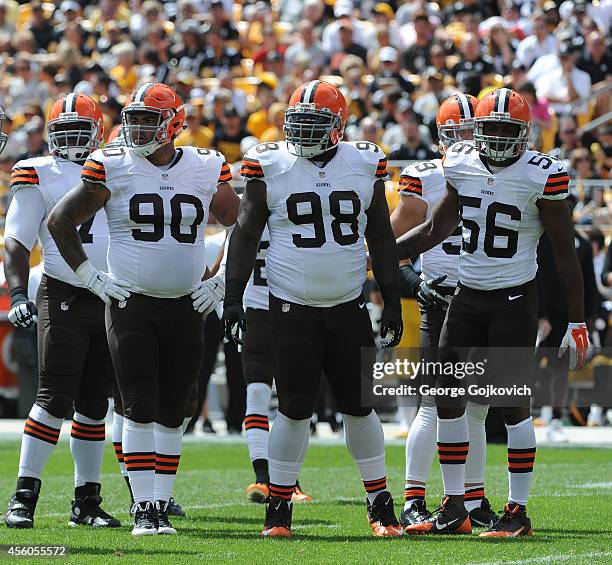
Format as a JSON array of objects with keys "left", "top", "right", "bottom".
[
  {"left": 396, "top": 182, "right": 460, "bottom": 261},
  {"left": 210, "top": 181, "right": 240, "bottom": 227},
  {"left": 47, "top": 180, "right": 110, "bottom": 272},
  {"left": 4, "top": 238, "right": 31, "bottom": 295},
  {"left": 537, "top": 198, "right": 585, "bottom": 323},
  {"left": 365, "top": 179, "right": 403, "bottom": 347},
  {"left": 390, "top": 193, "right": 427, "bottom": 239}
]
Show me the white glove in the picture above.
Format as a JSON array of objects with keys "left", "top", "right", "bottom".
[
  {"left": 558, "top": 322, "right": 590, "bottom": 370},
  {"left": 8, "top": 297, "right": 37, "bottom": 328},
  {"left": 76, "top": 260, "right": 132, "bottom": 305},
  {"left": 192, "top": 275, "right": 225, "bottom": 315}
]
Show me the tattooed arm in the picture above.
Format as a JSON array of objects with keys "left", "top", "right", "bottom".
[{"left": 47, "top": 180, "right": 110, "bottom": 271}]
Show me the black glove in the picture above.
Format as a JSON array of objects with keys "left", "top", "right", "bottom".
[
  {"left": 222, "top": 303, "right": 246, "bottom": 345},
  {"left": 8, "top": 289, "right": 38, "bottom": 329},
  {"left": 380, "top": 307, "right": 403, "bottom": 348},
  {"left": 399, "top": 264, "right": 422, "bottom": 298},
  {"left": 416, "top": 275, "right": 450, "bottom": 310}
]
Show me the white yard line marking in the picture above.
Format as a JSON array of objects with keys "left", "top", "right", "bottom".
[{"left": 469, "top": 551, "right": 612, "bottom": 565}]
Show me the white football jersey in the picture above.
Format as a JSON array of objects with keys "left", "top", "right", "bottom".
[
  {"left": 244, "top": 226, "right": 270, "bottom": 311},
  {"left": 241, "top": 141, "right": 388, "bottom": 307},
  {"left": 399, "top": 159, "right": 460, "bottom": 287},
  {"left": 6, "top": 156, "right": 109, "bottom": 287},
  {"left": 443, "top": 143, "right": 569, "bottom": 290},
  {"left": 83, "top": 146, "right": 231, "bottom": 298}
]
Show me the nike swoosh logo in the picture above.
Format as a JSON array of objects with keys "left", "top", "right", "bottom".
[
  {"left": 359, "top": 302, "right": 366, "bottom": 309},
  {"left": 435, "top": 517, "right": 460, "bottom": 530},
  {"left": 508, "top": 294, "right": 523, "bottom": 301}
]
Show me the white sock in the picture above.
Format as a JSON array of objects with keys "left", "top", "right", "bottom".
[
  {"left": 268, "top": 412, "right": 309, "bottom": 500},
  {"left": 112, "top": 413, "right": 127, "bottom": 477},
  {"left": 437, "top": 414, "right": 469, "bottom": 496},
  {"left": 123, "top": 418, "right": 155, "bottom": 504},
  {"left": 464, "top": 402, "right": 488, "bottom": 511},
  {"left": 507, "top": 417, "right": 536, "bottom": 507},
  {"left": 70, "top": 412, "right": 106, "bottom": 487},
  {"left": 19, "top": 404, "right": 63, "bottom": 480},
  {"left": 405, "top": 400, "right": 437, "bottom": 505},
  {"left": 245, "top": 383, "right": 272, "bottom": 462},
  {"left": 154, "top": 423, "right": 182, "bottom": 502},
  {"left": 343, "top": 411, "right": 387, "bottom": 504},
  {"left": 397, "top": 405, "right": 417, "bottom": 431}
]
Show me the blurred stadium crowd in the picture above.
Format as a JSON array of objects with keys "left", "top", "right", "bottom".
[{"left": 0, "top": 0, "right": 609, "bottom": 430}]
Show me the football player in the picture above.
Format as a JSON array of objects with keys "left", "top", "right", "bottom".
[
  {"left": 4, "top": 94, "right": 120, "bottom": 529},
  {"left": 48, "top": 83, "right": 239, "bottom": 536},
  {"left": 224, "top": 80, "right": 404, "bottom": 538},
  {"left": 397, "top": 88, "right": 589, "bottom": 537},
  {"left": 240, "top": 225, "right": 312, "bottom": 504},
  {"left": 391, "top": 93, "right": 498, "bottom": 529}
]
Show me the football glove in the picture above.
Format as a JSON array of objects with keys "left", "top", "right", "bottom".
[
  {"left": 380, "top": 307, "right": 403, "bottom": 348},
  {"left": 76, "top": 260, "right": 131, "bottom": 305},
  {"left": 192, "top": 275, "right": 225, "bottom": 315},
  {"left": 8, "top": 293, "right": 37, "bottom": 329},
  {"left": 222, "top": 302, "right": 246, "bottom": 346},
  {"left": 558, "top": 322, "right": 590, "bottom": 370},
  {"left": 416, "top": 275, "right": 450, "bottom": 310}
]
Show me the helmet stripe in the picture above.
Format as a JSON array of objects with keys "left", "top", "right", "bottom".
[
  {"left": 455, "top": 93, "right": 470, "bottom": 119},
  {"left": 64, "top": 92, "right": 76, "bottom": 113},
  {"left": 302, "top": 80, "right": 320, "bottom": 104},
  {"left": 135, "top": 83, "right": 153, "bottom": 103},
  {"left": 496, "top": 88, "right": 510, "bottom": 113}
]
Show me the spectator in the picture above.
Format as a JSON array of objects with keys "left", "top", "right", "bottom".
[
  {"left": 532, "top": 41, "right": 591, "bottom": 116},
  {"left": 400, "top": 11, "right": 434, "bottom": 75},
  {"left": 451, "top": 32, "right": 496, "bottom": 97},
  {"left": 516, "top": 11, "right": 557, "bottom": 69},
  {"left": 413, "top": 68, "right": 453, "bottom": 127},
  {"left": 388, "top": 107, "right": 438, "bottom": 161},
  {"left": 428, "top": 43, "right": 451, "bottom": 78},
  {"left": 17, "top": 118, "right": 48, "bottom": 161},
  {"left": 110, "top": 41, "right": 138, "bottom": 94},
  {"left": 176, "top": 104, "right": 214, "bottom": 149},
  {"left": 507, "top": 59, "right": 528, "bottom": 90},
  {"left": 577, "top": 31, "right": 612, "bottom": 85},
  {"left": 329, "top": 20, "right": 368, "bottom": 69},
  {"left": 591, "top": 230, "right": 612, "bottom": 301},
  {"left": 322, "top": 0, "right": 376, "bottom": 55},
  {"left": 200, "top": 27, "right": 242, "bottom": 76},
  {"left": 0, "top": 1, "right": 14, "bottom": 35},
  {"left": 357, "top": 116, "right": 390, "bottom": 155},
  {"left": 29, "top": 2, "right": 58, "bottom": 52},
  {"left": 6, "top": 59, "right": 43, "bottom": 115},
  {"left": 371, "top": 3, "right": 401, "bottom": 49},
  {"left": 485, "top": 22, "right": 516, "bottom": 75},
  {"left": 550, "top": 116, "right": 581, "bottom": 168},
  {"left": 372, "top": 47, "right": 414, "bottom": 94},
  {"left": 213, "top": 105, "right": 250, "bottom": 164},
  {"left": 209, "top": 0, "right": 239, "bottom": 42},
  {"left": 260, "top": 103, "right": 286, "bottom": 142},
  {"left": 172, "top": 19, "right": 206, "bottom": 75},
  {"left": 247, "top": 78, "right": 277, "bottom": 138},
  {"left": 591, "top": 125, "right": 612, "bottom": 179},
  {"left": 284, "top": 20, "right": 327, "bottom": 75},
  {"left": 517, "top": 81, "right": 553, "bottom": 151}
]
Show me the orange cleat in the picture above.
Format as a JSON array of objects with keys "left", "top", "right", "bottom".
[
  {"left": 291, "top": 484, "right": 312, "bottom": 503},
  {"left": 404, "top": 497, "right": 471, "bottom": 535},
  {"left": 479, "top": 503, "right": 533, "bottom": 538},
  {"left": 246, "top": 483, "right": 269, "bottom": 504},
  {"left": 260, "top": 497, "right": 292, "bottom": 538},
  {"left": 367, "top": 491, "right": 403, "bottom": 537}
]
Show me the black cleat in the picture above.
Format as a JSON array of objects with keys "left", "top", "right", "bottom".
[
  {"left": 5, "top": 478, "right": 41, "bottom": 529},
  {"left": 69, "top": 483, "right": 120, "bottom": 528},
  {"left": 400, "top": 499, "right": 432, "bottom": 526},
  {"left": 367, "top": 491, "right": 403, "bottom": 537},
  {"left": 480, "top": 503, "right": 532, "bottom": 537},
  {"left": 261, "top": 497, "right": 292, "bottom": 538},
  {"left": 167, "top": 497, "right": 185, "bottom": 517},
  {"left": 156, "top": 500, "right": 177, "bottom": 534},
  {"left": 468, "top": 498, "right": 499, "bottom": 528},
  {"left": 404, "top": 496, "right": 472, "bottom": 535},
  {"left": 131, "top": 501, "right": 158, "bottom": 536}
]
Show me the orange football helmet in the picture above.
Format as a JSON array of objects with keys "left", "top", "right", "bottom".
[
  {"left": 121, "top": 83, "right": 185, "bottom": 157},
  {"left": 285, "top": 80, "right": 347, "bottom": 158},
  {"left": 436, "top": 93, "right": 479, "bottom": 150},
  {"left": 47, "top": 93, "right": 104, "bottom": 162},
  {"left": 474, "top": 88, "right": 531, "bottom": 161}
]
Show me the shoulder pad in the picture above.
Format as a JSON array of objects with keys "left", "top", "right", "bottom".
[
  {"left": 183, "top": 147, "right": 231, "bottom": 183},
  {"left": 399, "top": 159, "right": 442, "bottom": 197},
  {"left": 241, "top": 142, "right": 295, "bottom": 180},
  {"left": 343, "top": 141, "right": 388, "bottom": 179},
  {"left": 11, "top": 158, "right": 42, "bottom": 190}
]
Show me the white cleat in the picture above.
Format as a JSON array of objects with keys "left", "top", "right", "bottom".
[{"left": 131, "top": 501, "right": 158, "bottom": 536}]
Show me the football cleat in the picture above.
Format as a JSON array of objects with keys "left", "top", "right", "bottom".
[
  {"left": 69, "top": 483, "right": 120, "bottom": 527},
  {"left": 261, "top": 497, "right": 292, "bottom": 538},
  {"left": 367, "top": 491, "right": 403, "bottom": 537},
  {"left": 131, "top": 501, "right": 158, "bottom": 536},
  {"left": 4, "top": 478, "right": 41, "bottom": 529},
  {"left": 404, "top": 497, "right": 471, "bottom": 535},
  {"left": 479, "top": 503, "right": 532, "bottom": 538},
  {"left": 400, "top": 499, "right": 432, "bottom": 526},
  {"left": 246, "top": 483, "right": 269, "bottom": 504},
  {"left": 167, "top": 497, "right": 185, "bottom": 517},
  {"left": 291, "top": 484, "right": 312, "bottom": 503},
  {"left": 468, "top": 498, "right": 499, "bottom": 528},
  {"left": 156, "top": 500, "right": 177, "bottom": 535}
]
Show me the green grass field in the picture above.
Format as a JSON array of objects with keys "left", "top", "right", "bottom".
[{"left": 0, "top": 440, "right": 610, "bottom": 564}]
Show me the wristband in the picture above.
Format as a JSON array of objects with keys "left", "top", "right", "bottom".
[
  {"left": 9, "top": 287, "right": 29, "bottom": 307},
  {"left": 398, "top": 264, "right": 422, "bottom": 299}
]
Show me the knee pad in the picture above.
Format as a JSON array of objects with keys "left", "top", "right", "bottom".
[
  {"left": 502, "top": 406, "right": 531, "bottom": 426},
  {"left": 74, "top": 397, "right": 109, "bottom": 421},
  {"left": 157, "top": 403, "right": 185, "bottom": 428},
  {"left": 278, "top": 395, "right": 315, "bottom": 421},
  {"left": 124, "top": 398, "right": 157, "bottom": 424},
  {"left": 37, "top": 394, "right": 73, "bottom": 419}
]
